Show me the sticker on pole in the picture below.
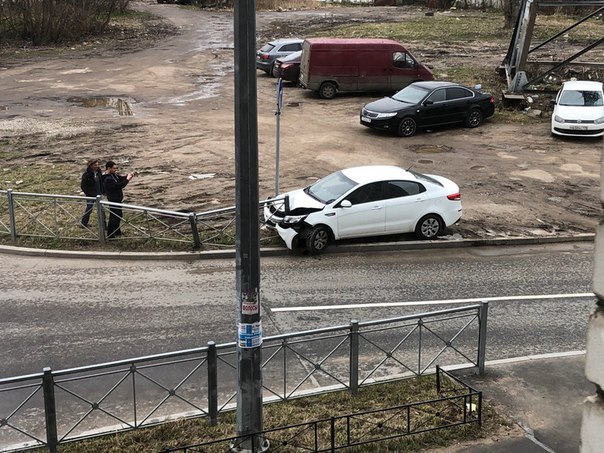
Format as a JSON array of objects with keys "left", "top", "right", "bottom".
[
  {"left": 238, "top": 322, "right": 262, "bottom": 348},
  {"left": 241, "top": 292, "right": 259, "bottom": 315}
]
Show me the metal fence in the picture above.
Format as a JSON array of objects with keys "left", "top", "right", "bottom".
[
  {"left": 0, "top": 190, "right": 283, "bottom": 249},
  {"left": 160, "top": 366, "right": 482, "bottom": 453},
  {"left": 0, "top": 303, "right": 487, "bottom": 452}
]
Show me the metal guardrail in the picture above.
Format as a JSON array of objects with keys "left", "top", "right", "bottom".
[
  {"left": 0, "top": 303, "right": 488, "bottom": 452},
  {"left": 0, "top": 190, "right": 283, "bottom": 249},
  {"left": 160, "top": 366, "right": 482, "bottom": 453}
]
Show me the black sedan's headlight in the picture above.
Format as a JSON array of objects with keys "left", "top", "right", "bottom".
[{"left": 373, "top": 112, "right": 397, "bottom": 119}]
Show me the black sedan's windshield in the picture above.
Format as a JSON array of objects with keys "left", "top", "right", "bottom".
[
  {"left": 306, "top": 171, "right": 357, "bottom": 204},
  {"left": 392, "top": 84, "right": 431, "bottom": 104}
]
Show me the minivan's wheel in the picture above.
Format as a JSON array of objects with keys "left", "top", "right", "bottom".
[
  {"left": 415, "top": 214, "right": 443, "bottom": 240},
  {"left": 306, "top": 226, "right": 330, "bottom": 254},
  {"left": 465, "top": 108, "right": 482, "bottom": 128},
  {"left": 397, "top": 117, "right": 417, "bottom": 137},
  {"left": 319, "top": 82, "right": 337, "bottom": 99}
]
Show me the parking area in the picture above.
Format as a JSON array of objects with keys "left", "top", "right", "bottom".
[{"left": 0, "top": 2, "right": 601, "bottom": 240}]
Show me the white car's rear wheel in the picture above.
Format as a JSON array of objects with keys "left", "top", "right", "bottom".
[{"left": 415, "top": 214, "right": 443, "bottom": 239}]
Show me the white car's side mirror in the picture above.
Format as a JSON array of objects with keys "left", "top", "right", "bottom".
[{"left": 340, "top": 199, "right": 352, "bottom": 208}]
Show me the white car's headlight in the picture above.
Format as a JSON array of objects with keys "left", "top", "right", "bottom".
[
  {"left": 282, "top": 215, "right": 306, "bottom": 225},
  {"left": 375, "top": 112, "right": 397, "bottom": 119},
  {"left": 595, "top": 116, "right": 604, "bottom": 125},
  {"left": 553, "top": 115, "right": 565, "bottom": 123}
]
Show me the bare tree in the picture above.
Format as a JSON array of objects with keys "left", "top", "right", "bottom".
[{"left": 0, "top": 0, "right": 130, "bottom": 45}]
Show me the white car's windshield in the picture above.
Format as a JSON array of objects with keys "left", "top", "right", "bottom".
[
  {"left": 392, "top": 84, "right": 431, "bottom": 104},
  {"left": 559, "top": 89, "right": 603, "bottom": 107},
  {"left": 306, "top": 171, "right": 357, "bottom": 204}
]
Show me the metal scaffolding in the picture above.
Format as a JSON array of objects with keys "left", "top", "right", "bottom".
[{"left": 501, "top": 0, "right": 604, "bottom": 94}]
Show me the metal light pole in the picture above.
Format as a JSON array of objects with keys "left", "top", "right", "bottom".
[
  {"left": 233, "top": 0, "right": 266, "bottom": 452},
  {"left": 275, "top": 77, "right": 283, "bottom": 195}
]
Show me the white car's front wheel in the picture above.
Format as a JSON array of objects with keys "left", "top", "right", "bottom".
[{"left": 306, "top": 226, "right": 330, "bottom": 254}]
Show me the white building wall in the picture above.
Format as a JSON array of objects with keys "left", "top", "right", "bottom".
[{"left": 581, "top": 153, "right": 604, "bottom": 451}]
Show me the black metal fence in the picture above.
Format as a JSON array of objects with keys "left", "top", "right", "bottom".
[
  {"left": 0, "top": 304, "right": 488, "bottom": 452},
  {"left": 160, "top": 367, "right": 482, "bottom": 453}
]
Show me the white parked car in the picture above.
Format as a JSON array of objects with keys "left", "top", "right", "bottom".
[
  {"left": 551, "top": 80, "right": 604, "bottom": 137},
  {"left": 264, "top": 165, "right": 462, "bottom": 254}
]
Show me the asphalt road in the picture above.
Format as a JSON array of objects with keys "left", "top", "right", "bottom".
[{"left": 0, "top": 241, "right": 595, "bottom": 378}]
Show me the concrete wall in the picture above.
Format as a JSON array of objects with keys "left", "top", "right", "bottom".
[{"left": 581, "top": 148, "right": 604, "bottom": 452}]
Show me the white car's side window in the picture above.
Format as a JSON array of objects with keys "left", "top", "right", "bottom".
[{"left": 346, "top": 182, "right": 384, "bottom": 205}]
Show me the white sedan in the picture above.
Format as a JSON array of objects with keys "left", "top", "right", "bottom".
[
  {"left": 551, "top": 80, "right": 604, "bottom": 138},
  {"left": 263, "top": 165, "right": 462, "bottom": 254}
]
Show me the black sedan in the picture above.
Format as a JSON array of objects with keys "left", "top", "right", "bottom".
[{"left": 360, "top": 81, "right": 495, "bottom": 137}]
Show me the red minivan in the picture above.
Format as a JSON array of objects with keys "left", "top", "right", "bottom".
[{"left": 299, "top": 38, "right": 433, "bottom": 99}]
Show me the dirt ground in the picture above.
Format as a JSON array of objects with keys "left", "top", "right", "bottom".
[{"left": 0, "top": 1, "right": 601, "bottom": 240}]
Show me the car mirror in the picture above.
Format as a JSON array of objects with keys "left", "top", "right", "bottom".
[
  {"left": 423, "top": 100, "right": 434, "bottom": 106},
  {"left": 550, "top": 99, "right": 556, "bottom": 106},
  {"left": 340, "top": 199, "right": 352, "bottom": 208}
]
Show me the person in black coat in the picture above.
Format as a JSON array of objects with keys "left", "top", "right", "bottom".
[
  {"left": 103, "top": 161, "right": 136, "bottom": 239},
  {"left": 80, "top": 159, "right": 104, "bottom": 228}
]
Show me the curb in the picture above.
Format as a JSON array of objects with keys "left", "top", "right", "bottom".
[{"left": 0, "top": 233, "right": 594, "bottom": 260}]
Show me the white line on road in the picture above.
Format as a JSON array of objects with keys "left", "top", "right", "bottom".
[{"left": 270, "top": 292, "right": 595, "bottom": 312}]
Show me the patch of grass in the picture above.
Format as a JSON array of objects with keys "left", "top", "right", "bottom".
[
  {"left": 33, "top": 374, "right": 514, "bottom": 453},
  {"left": 533, "top": 13, "right": 604, "bottom": 42},
  {"left": 314, "top": 11, "right": 510, "bottom": 43},
  {"left": 311, "top": 9, "right": 602, "bottom": 44},
  {"left": 495, "top": 108, "right": 547, "bottom": 124},
  {"left": 0, "top": 163, "right": 79, "bottom": 194}
]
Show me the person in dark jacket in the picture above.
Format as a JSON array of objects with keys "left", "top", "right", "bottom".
[
  {"left": 80, "top": 159, "right": 104, "bottom": 228},
  {"left": 103, "top": 161, "right": 136, "bottom": 239}
]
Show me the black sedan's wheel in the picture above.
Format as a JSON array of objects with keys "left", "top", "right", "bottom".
[
  {"left": 465, "top": 108, "right": 482, "bottom": 128},
  {"left": 306, "top": 226, "right": 330, "bottom": 254},
  {"left": 415, "top": 214, "right": 443, "bottom": 240},
  {"left": 397, "top": 117, "right": 417, "bottom": 137},
  {"left": 319, "top": 82, "right": 337, "bottom": 99}
]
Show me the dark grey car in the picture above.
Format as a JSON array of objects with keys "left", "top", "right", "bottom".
[{"left": 256, "top": 38, "right": 303, "bottom": 75}]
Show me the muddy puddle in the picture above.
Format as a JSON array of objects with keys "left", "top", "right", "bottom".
[{"left": 67, "top": 96, "right": 135, "bottom": 116}]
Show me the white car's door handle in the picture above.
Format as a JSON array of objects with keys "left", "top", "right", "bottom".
[
  {"left": 371, "top": 206, "right": 383, "bottom": 210},
  {"left": 325, "top": 212, "right": 336, "bottom": 217}
]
